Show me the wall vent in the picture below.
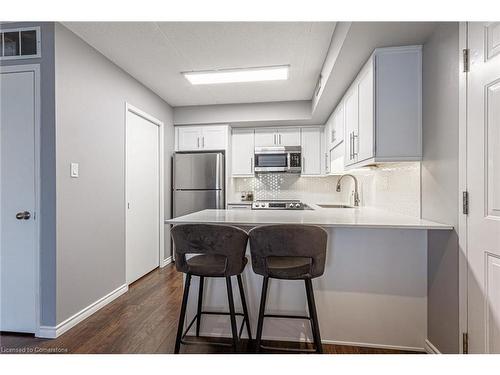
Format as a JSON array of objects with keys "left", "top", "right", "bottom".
[{"left": 0, "top": 26, "right": 41, "bottom": 60}]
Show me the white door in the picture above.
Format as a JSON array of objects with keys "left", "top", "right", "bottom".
[
  {"left": 301, "top": 128, "right": 321, "bottom": 175},
  {"left": 177, "top": 126, "right": 201, "bottom": 151},
  {"left": 231, "top": 128, "right": 254, "bottom": 176},
  {"left": 277, "top": 128, "right": 301, "bottom": 146},
  {"left": 254, "top": 128, "right": 277, "bottom": 147},
  {"left": 201, "top": 125, "right": 227, "bottom": 150},
  {"left": 357, "top": 60, "right": 374, "bottom": 163},
  {"left": 126, "top": 108, "right": 161, "bottom": 284},
  {"left": 467, "top": 22, "right": 500, "bottom": 353},
  {"left": 344, "top": 84, "right": 359, "bottom": 166},
  {"left": 0, "top": 65, "right": 39, "bottom": 333}
]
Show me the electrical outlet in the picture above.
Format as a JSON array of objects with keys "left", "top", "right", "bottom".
[{"left": 70, "top": 163, "right": 79, "bottom": 178}]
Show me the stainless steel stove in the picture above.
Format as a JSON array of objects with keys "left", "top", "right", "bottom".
[{"left": 251, "top": 199, "right": 305, "bottom": 210}]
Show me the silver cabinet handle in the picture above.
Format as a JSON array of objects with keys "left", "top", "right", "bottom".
[
  {"left": 250, "top": 157, "right": 254, "bottom": 173},
  {"left": 353, "top": 133, "right": 358, "bottom": 156},
  {"left": 16, "top": 211, "right": 31, "bottom": 220},
  {"left": 325, "top": 153, "right": 328, "bottom": 172},
  {"left": 197, "top": 137, "right": 200, "bottom": 148},
  {"left": 279, "top": 134, "right": 282, "bottom": 145},
  {"left": 349, "top": 132, "right": 353, "bottom": 160},
  {"left": 202, "top": 136, "right": 205, "bottom": 148},
  {"left": 302, "top": 156, "right": 305, "bottom": 172}
]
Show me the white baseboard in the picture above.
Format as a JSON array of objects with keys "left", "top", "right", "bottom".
[
  {"left": 187, "top": 327, "right": 425, "bottom": 353},
  {"left": 37, "top": 284, "right": 128, "bottom": 339},
  {"left": 424, "top": 339, "right": 441, "bottom": 354},
  {"left": 160, "top": 256, "right": 173, "bottom": 268}
]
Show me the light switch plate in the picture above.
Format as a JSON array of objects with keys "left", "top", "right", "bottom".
[{"left": 70, "top": 163, "right": 79, "bottom": 178}]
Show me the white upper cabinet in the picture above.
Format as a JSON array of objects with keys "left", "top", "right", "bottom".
[
  {"left": 177, "top": 126, "right": 202, "bottom": 151},
  {"left": 254, "top": 128, "right": 301, "bottom": 147},
  {"left": 254, "top": 128, "right": 276, "bottom": 147},
  {"left": 176, "top": 125, "right": 229, "bottom": 151},
  {"left": 301, "top": 127, "right": 322, "bottom": 175},
  {"left": 340, "top": 45, "right": 422, "bottom": 169},
  {"left": 357, "top": 58, "right": 374, "bottom": 163},
  {"left": 231, "top": 128, "right": 255, "bottom": 176},
  {"left": 327, "top": 102, "right": 344, "bottom": 151},
  {"left": 277, "top": 128, "right": 301, "bottom": 146},
  {"left": 344, "top": 84, "right": 359, "bottom": 166}
]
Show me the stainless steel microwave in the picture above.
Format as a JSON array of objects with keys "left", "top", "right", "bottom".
[{"left": 254, "top": 146, "right": 302, "bottom": 173}]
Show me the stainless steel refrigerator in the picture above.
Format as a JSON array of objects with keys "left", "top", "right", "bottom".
[{"left": 172, "top": 152, "right": 225, "bottom": 217}]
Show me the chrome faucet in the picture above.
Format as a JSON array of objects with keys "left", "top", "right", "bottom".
[{"left": 336, "top": 174, "right": 360, "bottom": 207}]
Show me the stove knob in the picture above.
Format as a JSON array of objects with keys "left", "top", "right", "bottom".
[
  {"left": 295, "top": 203, "right": 301, "bottom": 209},
  {"left": 289, "top": 203, "right": 294, "bottom": 208}
]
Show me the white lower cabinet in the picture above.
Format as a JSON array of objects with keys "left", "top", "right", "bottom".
[
  {"left": 301, "top": 127, "right": 322, "bottom": 175},
  {"left": 231, "top": 128, "right": 254, "bottom": 176}
]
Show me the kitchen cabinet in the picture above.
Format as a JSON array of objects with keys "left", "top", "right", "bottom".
[
  {"left": 254, "top": 127, "right": 300, "bottom": 147},
  {"left": 176, "top": 125, "right": 228, "bottom": 151},
  {"left": 301, "top": 127, "right": 322, "bottom": 175},
  {"left": 231, "top": 128, "right": 255, "bottom": 176},
  {"left": 341, "top": 45, "right": 422, "bottom": 169},
  {"left": 344, "top": 83, "right": 359, "bottom": 166},
  {"left": 326, "top": 102, "right": 344, "bottom": 151}
]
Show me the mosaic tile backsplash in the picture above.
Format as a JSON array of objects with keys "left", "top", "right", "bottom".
[{"left": 230, "top": 162, "right": 421, "bottom": 218}]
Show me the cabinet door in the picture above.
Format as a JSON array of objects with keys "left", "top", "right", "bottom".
[
  {"left": 231, "top": 128, "right": 255, "bottom": 176},
  {"left": 254, "top": 128, "right": 277, "bottom": 147},
  {"left": 177, "top": 127, "right": 202, "bottom": 151},
  {"left": 333, "top": 101, "right": 344, "bottom": 148},
  {"left": 325, "top": 112, "right": 335, "bottom": 151},
  {"left": 201, "top": 125, "right": 227, "bottom": 150},
  {"left": 277, "top": 128, "right": 301, "bottom": 146},
  {"left": 344, "top": 85, "right": 359, "bottom": 166},
  {"left": 357, "top": 60, "right": 374, "bottom": 162},
  {"left": 301, "top": 127, "right": 321, "bottom": 175}
]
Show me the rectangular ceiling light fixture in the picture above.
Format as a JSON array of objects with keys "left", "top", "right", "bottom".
[{"left": 182, "top": 65, "right": 289, "bottom": 85}]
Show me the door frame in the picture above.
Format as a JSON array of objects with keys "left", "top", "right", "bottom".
[
  {"left": 458, "top": 21, "right": 469, "bottom": 354},
  {"left": 0, "top": 63, "right": 41, "bottom": 335},
  {"left": 124, "top": 103, "right": 165, "bottom": 281}
]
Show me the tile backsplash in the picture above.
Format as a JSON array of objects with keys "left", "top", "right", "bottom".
[{"left": 230, "top": 162, "right": 421, "bottom": 218}]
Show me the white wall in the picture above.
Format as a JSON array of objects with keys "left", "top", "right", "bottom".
[
  {"left": 421, "top": 22, "right": 460, "bottom": 353},
  {"left": 54, "top": 24, "right": 174, "bottom": 324},
  {"left": 173, "top": 100, "right": 311, "bottom": 126}
]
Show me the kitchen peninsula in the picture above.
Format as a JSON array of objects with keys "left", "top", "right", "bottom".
[{"left": 166, "top": 205, "right": 452, "bottom": 351}]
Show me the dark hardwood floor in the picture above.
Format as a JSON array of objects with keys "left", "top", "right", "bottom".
[{"left": 0, "top": 264, "right": 421, "bottom": 354}]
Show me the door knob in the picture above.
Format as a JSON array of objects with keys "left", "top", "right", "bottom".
[{"left": 15, "top": 211, "right": 31, "bottom": 220}]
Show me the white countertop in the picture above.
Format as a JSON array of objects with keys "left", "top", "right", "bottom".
[{"left": 166, "top": 203, "right": 453, "bottom": 230}]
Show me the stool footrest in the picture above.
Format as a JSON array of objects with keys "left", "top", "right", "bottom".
[
  {"left": 259, "top": 343, "right": 318, "bottom": 353},
  {"left": 263, "top": 313, "right": 311, "bottom": 320},
  {"left": 182, "top": 310, "right": 248, "bottom": 342}
]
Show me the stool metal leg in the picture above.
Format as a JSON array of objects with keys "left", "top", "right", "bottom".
[
  {"left": 174, "top": 274, "right": 192, "bottom": 354},
  {"left": 255, "top": 276, "right": 269, "bottom": 353},
  {"left": 237, "top": 274, "right": 252, "bottom": 341},
  {"left": 226, "top": 276, "right": 239, "bottom": 352},
  {"left": 196, "top": 276, "right": 204, "bottom": 337},
  {"left": 305, "top": 279, "right": 322, "bottom": 354}
]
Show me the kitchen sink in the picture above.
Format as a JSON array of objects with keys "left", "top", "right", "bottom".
[{"left": 317, "top": 204, "right": 355, "bottom": 209}]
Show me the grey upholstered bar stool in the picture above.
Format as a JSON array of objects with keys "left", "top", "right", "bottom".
[
  {"left": 171, "top": 224, "right": 252, "bottom": 353},
  {"left": 248, "top": 224, "right": 327, "bottom": 353}
]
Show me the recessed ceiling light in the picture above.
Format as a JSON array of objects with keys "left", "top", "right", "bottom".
[{"left": 182, "top": 65, "right": 289, "bottom": 85}]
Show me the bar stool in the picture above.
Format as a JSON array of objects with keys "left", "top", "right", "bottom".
[
  {"left": 171, "top": 224, "right": 252, "bottom": 353},
  {"left": 248, "top": 224, "right": 327, "bottom": 353}
]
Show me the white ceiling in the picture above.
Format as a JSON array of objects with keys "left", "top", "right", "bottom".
[{"left": 63, "top": 22, "right": 336, "bottom": 107}]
